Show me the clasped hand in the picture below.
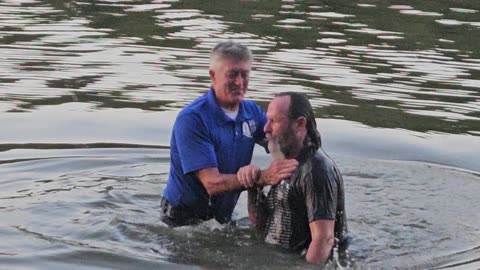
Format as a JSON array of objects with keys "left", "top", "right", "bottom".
[{"left": 237, "top": 159, "right": 299, "bottom": 188}]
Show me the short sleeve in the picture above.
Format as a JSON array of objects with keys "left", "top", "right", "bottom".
[
  {"left": 174, "top": 113, "right": 218, "bottom": 174},
  {"left": 302, "top": 170, "right": 338, "bottom": 222}
]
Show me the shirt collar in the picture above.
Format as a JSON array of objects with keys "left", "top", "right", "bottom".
[{"left": 206, "top": 86, "right": 252, "bottom": 123}]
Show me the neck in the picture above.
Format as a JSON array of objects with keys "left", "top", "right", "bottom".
[
  {"left": 285, "top": 146, "right": 301, "bottom": 159},
  {"left": 287, "top": 133, "right": 307, "bottom": 159},
  {"left": 220, "top": 103, "right": 239, "bottom": 111}
]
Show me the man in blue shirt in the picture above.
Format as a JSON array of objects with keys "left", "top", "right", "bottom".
[{"left": 162, "top": 41, "right": 298, "bottom": 226}]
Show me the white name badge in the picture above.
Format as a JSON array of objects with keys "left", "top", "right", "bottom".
[{"left": 242, "top": 122, "right": 252, "bottom": 138}]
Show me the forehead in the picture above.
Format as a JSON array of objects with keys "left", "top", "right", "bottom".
[
  {"left": 267, "top": 96, "right": 290, "bottom": 117},
  {"left": 219, "top": 57, "right": 251, "bottom": 70}
]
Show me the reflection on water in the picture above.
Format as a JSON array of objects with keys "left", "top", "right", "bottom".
[
  {"left": 0, "top": 0, "right": 478, "bottom": 134},
  {"left": 1, "top": 0, "right": 480, "bottom": 269}
]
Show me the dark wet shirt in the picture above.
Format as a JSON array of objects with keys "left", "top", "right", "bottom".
[{"left": 257, "top": 146, "right": 347, "bottom": 252}]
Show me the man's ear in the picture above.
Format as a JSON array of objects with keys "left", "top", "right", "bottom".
[
  {"left": 296, "top": 116, "right": 307, "bottom": 129},
  {"left": 209, "top": 69, "right": 215, "bottom": 82}
]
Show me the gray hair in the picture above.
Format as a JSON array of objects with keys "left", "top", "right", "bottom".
[
  {"left": 209, "top": 41, "right": 253, "bottom": 71},
  {"left": 276, "top": 92, "right": 322, "bottom": 150}
]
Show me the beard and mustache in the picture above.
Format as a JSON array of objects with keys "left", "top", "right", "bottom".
[
  {"left": 267, "top": 136, "right": 285, "bottom": 160},
  {"left": 267, "top": 124, "right": 298, "bottom": 160}
]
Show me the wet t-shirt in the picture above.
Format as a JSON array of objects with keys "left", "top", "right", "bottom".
[{"left": 258, "top": 147, "right": 347, "bottom": 252}]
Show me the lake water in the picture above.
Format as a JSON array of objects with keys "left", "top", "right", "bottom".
[{"left": 0, "top": 0, "right": 479, "bottom": 269}]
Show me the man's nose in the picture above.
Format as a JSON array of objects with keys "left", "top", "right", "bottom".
[
  {"left": 234, "top": 74, "right": 243, "bottom": 86},
  {"left": 264, "top": 120, "right": 271, "bottom": 133}
]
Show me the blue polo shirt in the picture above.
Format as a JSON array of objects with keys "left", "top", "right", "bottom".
[{"left": 163, "top": 87, "right": 267, "bottom": 223}]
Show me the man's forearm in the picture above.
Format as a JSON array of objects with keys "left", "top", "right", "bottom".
[
  {"left": 197, "top": 168, "right": 245, "bottom": 196},
  {"left": 207, "top": 173, "right": 245, "bottom": 195},
  {"left": 305, "top": 237, "right": 334, "bottom": 264},
  {"left": 306, "top": 219, "right": 335, "bottom": 264}
]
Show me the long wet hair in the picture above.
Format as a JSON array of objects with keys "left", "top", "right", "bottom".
[
  {"left": 276, "top": 92, "right": 322, "bottom": 150},
  {"left": 209, "top": 41, "right": 253, "bottom": 71}
]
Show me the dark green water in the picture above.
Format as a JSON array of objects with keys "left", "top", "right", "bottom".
[{"left": 0, "top": 0, "right": 479, "bottom": 269}]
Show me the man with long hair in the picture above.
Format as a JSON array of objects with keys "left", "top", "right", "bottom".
[{"left": 241, "top": 92, "right": 348, "bottom": 264}]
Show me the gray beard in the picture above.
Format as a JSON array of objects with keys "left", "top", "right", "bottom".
[{"left": 268, "top": 138, "right": 285, "bottom": 160}]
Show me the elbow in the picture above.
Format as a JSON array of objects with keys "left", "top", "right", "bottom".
[
  {"left": 196, "top": 169, "right": 222, "bottom": 196},
  {"left": 204, "top": 185, "right": 216, "bottom": 196},
  {"left": 198, "top": 176, "right": 218, "bottom": 196},
  {"left": 203, "top": 180, "right": 222, "bottom": 196}
]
